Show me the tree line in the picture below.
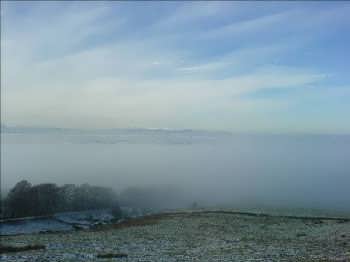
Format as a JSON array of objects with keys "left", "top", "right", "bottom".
[{"left": 1, "top": 180, "right": 121, "bottom": 219}]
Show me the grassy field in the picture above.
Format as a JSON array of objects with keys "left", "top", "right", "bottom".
[{"left": 1, "top": 210, "right": 349, "bottom": 261}]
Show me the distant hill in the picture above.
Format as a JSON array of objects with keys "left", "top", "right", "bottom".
[{"left": 1, "top": 125, "right": 232, "bottom": 137}]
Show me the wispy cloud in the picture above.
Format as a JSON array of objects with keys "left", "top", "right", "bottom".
[{"left": 1, "top": 1, "right": 349, "bottom": 133}]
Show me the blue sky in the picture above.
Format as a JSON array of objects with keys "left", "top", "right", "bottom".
[{"left": 1, "top": 1, "right": 349, "bottom": 133}]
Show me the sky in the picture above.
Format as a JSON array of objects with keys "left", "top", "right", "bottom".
[{"left": 1, "top": 1, "right": 350, "bottom": 134}]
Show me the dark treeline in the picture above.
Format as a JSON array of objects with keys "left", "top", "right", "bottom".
[{"left": 1, "top": 180, "right": 121, "bottom": 219}]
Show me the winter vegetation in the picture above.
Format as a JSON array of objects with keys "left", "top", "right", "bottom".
[
  {"left": 1, "top": 181, "right": 121, "bottom": 219},
  {"left": 1, "top": 211, "right": 350, "bottom": 261}
]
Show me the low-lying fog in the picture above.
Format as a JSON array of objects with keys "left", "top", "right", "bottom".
[{"left": 1, "top": 127, "right": 350, "bottom": 212}]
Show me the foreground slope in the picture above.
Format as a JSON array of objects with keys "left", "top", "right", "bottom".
[{"left": 1, "top": 210, "right": 349, "bottom": 261}]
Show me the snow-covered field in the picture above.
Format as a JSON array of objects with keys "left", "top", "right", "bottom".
[
  {"left": 0, "top": 208, "right": 152, "bottom": 236},
  {"left": 1, "top": 210, "right": 349, "bottom": 261}
]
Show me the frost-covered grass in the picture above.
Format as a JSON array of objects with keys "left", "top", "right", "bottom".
[
  {"left": 0, "top": 218, "right": 73, "bottom": 236},
  {"left": 1, "top": 208, "right": 137, "bottom": 236},
  {"left": 1, "top": 210, "right": 349, "bottom": 261}
]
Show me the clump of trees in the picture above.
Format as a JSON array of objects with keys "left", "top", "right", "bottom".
[{"left": 2, "top": 180, "right": 120, "bottom": 219}]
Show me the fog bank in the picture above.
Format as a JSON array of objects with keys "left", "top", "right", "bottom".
[{"left": 2, "top": 128, "right": 350, "bottom": 212}]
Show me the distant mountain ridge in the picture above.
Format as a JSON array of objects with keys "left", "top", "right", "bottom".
[{"left": 1, "top": 125, "right": 232, "bottom": 136}]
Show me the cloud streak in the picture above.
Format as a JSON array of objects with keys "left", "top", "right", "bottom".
[{"left": 1, "top": 1, "right": 349, "bottom": 133}]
